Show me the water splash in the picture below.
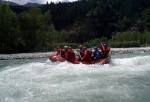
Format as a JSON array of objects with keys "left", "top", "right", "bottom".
[{"left": 0, "top": 53, "right": 150, "bottom": 102}]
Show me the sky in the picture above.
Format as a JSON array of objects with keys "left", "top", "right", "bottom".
[{"left": 3, "top": 0, "right": 78, "bottom": 5}]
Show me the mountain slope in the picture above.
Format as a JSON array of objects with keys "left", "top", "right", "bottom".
[
  {"left": 1, "top": 1, "right": 19, "bottom": 6},
  {"left": 23, "top": 2, "right": 42, "bottom": 7}
]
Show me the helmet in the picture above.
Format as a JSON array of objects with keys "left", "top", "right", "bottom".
[
  {"left": 64, "top": 46, "right": 68, "bottom": 49},
  {"left": 94, "top": 46, "right": 98, "bottom": 49},
  {"left": 102, "top": 42, "right": 107, "bottom": 46},
  {"left": 83, "top": 46, "right": 87, "bottom": 49},
  {"left": 103, "top": 43, "right": 107, "bottom": 46},
  {"left": 102, "top": 42, "right": 105, "bottom": 44},
  {"left": 79, "top": 45, "right": 83, "bottom": 48}
]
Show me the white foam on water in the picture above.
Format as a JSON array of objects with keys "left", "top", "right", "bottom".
[{"left": 0, "top": 53, "right": 150, "bottom": 102}]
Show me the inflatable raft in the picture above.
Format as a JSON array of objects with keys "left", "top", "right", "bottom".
[{"left": 49, "top": 54, "right": 111, "bottom": 65}]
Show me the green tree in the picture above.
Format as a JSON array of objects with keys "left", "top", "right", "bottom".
[
  {"left": 35, "top": 10, "right": 54, "bottom": 51},
  {"left": 47, "top": 24, "right": 58, "bottom": 43},
  {"left": 18, "top": 7, "right": 57, "bottom": 51},
  {"left": 18, "top": 7, "right": 44, "bottom": 51},
  {"left": 0, "top": 4, "right": 18, "bottom": 52},
  {"left": 57, "top": 30, "right": 68, "bottom": 43},
  {"left": 141, "top": 7, "right": 150, "bottom": 31}
]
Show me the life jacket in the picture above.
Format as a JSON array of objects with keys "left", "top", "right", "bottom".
[
  {"left": 65, "top": 49, "right": 75, "bottom": 63},
  {"left": 69, "top": 49, "right": 75, "bottom": 62},
  {"left": 56, "top": 49, "right": 66, "bottom": 58},
  {"left": 99, "top": 45, "right": 110, "bottom": 58},
  {"left": 79, "top": 49, "right": 84, "bottom": 57},
  {"left": 93, "top": 50, "right": 101, "bottom": 60},
  {"left": 82, "top": 50, "right": 92, "bottom": 61},
  {"left": 105, "top": 47, "right": 110, "bottom": 55},
  {"left": 56, "top": 49, "right": 61, "bottom": 56}
]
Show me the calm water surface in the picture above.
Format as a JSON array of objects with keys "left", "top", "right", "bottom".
[{"left": 0, "top": 52, "right": 150, "bottom": 102}]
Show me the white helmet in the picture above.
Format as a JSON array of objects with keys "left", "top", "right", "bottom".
[{"left": 64, "top": 46, "right": 68, "bottom": 49}]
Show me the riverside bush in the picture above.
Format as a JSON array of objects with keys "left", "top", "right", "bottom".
[
  {"left": 51, "top": 43, "right": 79, "bottom": 49},
  {"left": 109, "top": 41, "right": 140, "bottom": 48}
]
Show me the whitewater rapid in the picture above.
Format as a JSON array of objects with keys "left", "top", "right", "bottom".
[{"left": 0, "top": 52, "right": 150, "bottom": 102}]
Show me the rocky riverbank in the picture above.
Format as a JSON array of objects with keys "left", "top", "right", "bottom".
[
  {"left": 110, "top": 47, "right": 150, "bottom": 54},
  {"left": 0, "top": 52, "right": 52, "bottom": 60},
  {"left": 0, "top": 47, "right": 150, "bottom": 60}
]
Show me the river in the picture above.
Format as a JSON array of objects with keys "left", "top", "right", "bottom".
[{"left": 0, "top": 50, "right": 150, "bottom": 102}]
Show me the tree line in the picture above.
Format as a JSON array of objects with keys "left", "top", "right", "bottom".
[{"left": 0, "top": 0, "right": 150, "bottom": 53}]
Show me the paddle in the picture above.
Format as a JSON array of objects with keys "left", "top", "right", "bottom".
[
  {"left": 77, "top": 51, "right": 82, "bottom": 59},
  {"left": 59, "top": 49, "right": 61, "bottom": 57},
  {"left": 99, "top": 43, "right": 107, "bottom": 65},
  {"left": 54, "top": 47, "right": 61, "bottom": 57},
  {"left": 101, "top": 43, "right": 107, "bottom": 57},
  {"left": 100, "top": 57, "right": 109, "bottom": 65}
]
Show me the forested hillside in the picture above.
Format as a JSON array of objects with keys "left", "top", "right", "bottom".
[{"left": 0, "top": 0, "right": 150, "bottom": 53}]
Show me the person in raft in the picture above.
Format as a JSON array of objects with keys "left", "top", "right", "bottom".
[
  {"left": 55, "top": 46, "right": 61, "bottom": 56},
  {"left": 65, "top": 47, "right": 76, "bottom": 63},
  {"left": 55, "top": 46, "right": 68, "bottom": 58},
  {"left": 103, "top": 43, "right": 110, "bottom": 56},
  {"left": 99, "top": 42, "right": 110, "bottom": 58},
  {"left": 77, "top": 45, "right": 84, "bottom": 58},
  {"left": 93, "top": 46, "right": 101, "bottom": 61},
  {"left": 81, "top": 46, "right": 93, "bottom": 61}
]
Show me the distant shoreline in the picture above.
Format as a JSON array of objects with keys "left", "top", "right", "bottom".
[
  {"left": 0, "top": 47, "right": 150, "bottom": 60},
  {"left": 110, "top": 47, "right": 150, "bottom": 54}
]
